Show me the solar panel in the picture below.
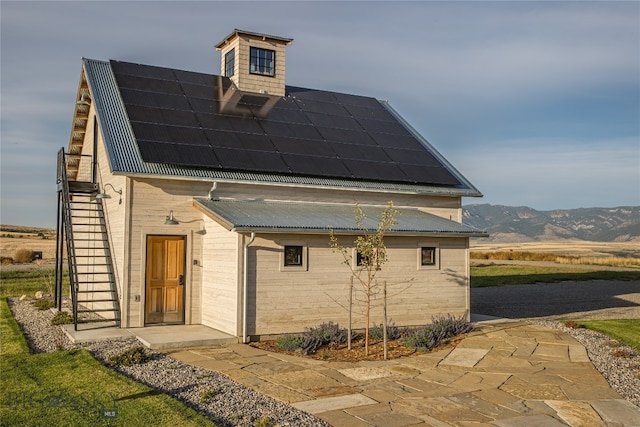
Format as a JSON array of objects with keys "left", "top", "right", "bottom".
[
  {"left": 179, "top": 82, "right": 215, "bottom": 100},
  {"left": 119, "top": 88, "right": 158, "bottom": 108},
  {"left": 332, "top": 92, "right": 381, "bottom": 108},
  {"left": 306, "top": 112, "right": 362, "bottom": 130},
  {"left": 160, "top": 109, "right": 199, "bottom": 128},
  {"left": 257, "top": 107, "right": 310, "bottom": 124},
  {"left": 190, "top": 98, "right": 217, "bottom": 114},
  {"left": 151, "top": 92, "right": 191, "bottom": 111},
  {"left": 125, "top": 105, "right": 164, "bottom": 123},
  {"left": 384, "top": 148, "right": 440, "bottom": 166},
  {"left": 357, "top": 117, "right": 410, "bottom": 135},
  {"left": 271, "top": 136, "right": 335, "bottom": 156},
  {"left": 137, "top": 140, "right": 218, "bottom": 167},
  {"left": 343, "top": 103, "right": 395, "bottom": 121},
  {"left": 316, "top": 127, "right": 377, "bottom": 146},
  {"left": 130, "top": 122, "right": 173, "bottom": 143},
  {"left": 331, "top": 142, "right": 391, "bottom": 162},
  {"left": 173, "top": 69, "right": 214, "bottom": 86},
  {"left": 259, "top": 121, "right": 322, "bottom": 140},
  {"left": 113, "top": 61, "right": 463, "bottom": 187},
  {"left": 369, "top": 133, "right": 422, "bottom": 149},
  {"left": 287, "top": 86, "right": 337, "bottom": 102},
  {"left": 399, "top": 164, "right": 461, "bottom": 186},
  {"left": 293, "top": 98, "right": 349, "bottom": 116},
  {"left": 282, "top": 154, "right": 350, "bottom": 177},
  {"left": 342, "top": 159, "right": 408, "bottom": 182}
]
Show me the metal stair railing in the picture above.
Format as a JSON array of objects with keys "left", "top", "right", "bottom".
[{"left": 55, "top": 147, "right": 120, "bottom": 330}]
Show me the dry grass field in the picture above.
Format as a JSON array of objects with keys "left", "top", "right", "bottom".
[
  {"left": 471, "top": 239, "right": 640, "bottom": 259},
  {"left": 1, "top": 224, "right": 638, "bottom": 267},
  {"left": 0, "top": 225, "right": 57, "bottom": 264}
]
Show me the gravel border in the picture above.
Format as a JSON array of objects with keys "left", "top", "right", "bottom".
[
  {"left": 7, "top": 297, "right": 329, "bottom": 427},
  {"left": 6, "top": 297, "right": 640, "bottom": 421}
]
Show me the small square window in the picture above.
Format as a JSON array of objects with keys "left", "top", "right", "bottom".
[
  {"left": 356, "top": 252, "right": 367, "bottom": 267},
  {"left": 250, "top": 47, "right": 275, "bottom": 77},
  {"left": 421, "top": 247, "right": 436, "bottom": 266},
  {"left": 421, "top": 247, "right": 437, "bottom": 266},
  {"left": 284, "top": 245, "right": 303, "bottom": 267},
  {"left": 225, "top": 49, "right": 235, "bottom": 77}
]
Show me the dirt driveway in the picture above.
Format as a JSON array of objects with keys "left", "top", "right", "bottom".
[{"left": 471, "top": 280, "right": 640, "bottom": 320}]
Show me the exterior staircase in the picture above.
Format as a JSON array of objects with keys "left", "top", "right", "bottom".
[{"left": 55, "top": 148, "right": 120, "bottom": 330}]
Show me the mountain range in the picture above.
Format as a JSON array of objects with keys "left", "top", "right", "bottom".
[{"left": 462, "top": 204, "right": 640, "bottom": 242}]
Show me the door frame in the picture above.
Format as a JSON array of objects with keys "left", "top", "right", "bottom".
[{"left": 144, "top": 234, "right": 187, "bottom": 326}]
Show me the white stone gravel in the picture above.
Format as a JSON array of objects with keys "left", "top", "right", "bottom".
[{"left": 7, "top": 297, "right": 329, "bottom": 427}]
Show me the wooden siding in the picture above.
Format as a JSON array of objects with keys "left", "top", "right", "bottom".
[
  {"left": 125, "top": 178, "right": 211, "bottom": 327},
  {"left": 246, "top": 234, "right": 469, "bottom": 336},
  {"left": 200, "top": 216, "right": 240, "bottom": 335}
]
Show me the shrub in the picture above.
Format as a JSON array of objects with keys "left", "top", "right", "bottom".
[
  {"left": 107, "top": 346, "right": 151, "bottom": 366},
  {"left": 51, "top": 311, "right": 74, "bottom": 325},
  {"left": 14, "top": 249, "right": 35, "bottom": 263},
  {"left": 611, "top": 348, "right": 632, "bottom": 358},
  {"left": 276, "top": 334, "right": 305, "bottom": 352},
  {"left": 254, "top": 416, "right": 275, "bottom": 427},
  {"left": 404, "top": 315, "right": 472, "bottom": 352},
  {"left": 32, "top": 298, "right": 54, "bottom": 311},
  {"left": 0, "top": 257, "right": 14, "bottom": 265},
  {"left": 368, "top": 322, "right": 405, "bottom": 340},
  {"left": 301, "top": 322, "right": 348, "bottom": 354},
  {"left": 200, "top": 388, "right": 218, "bottom": 404},
  {"left": 563, "top": 320, "right": 583, "bottom": 329}
]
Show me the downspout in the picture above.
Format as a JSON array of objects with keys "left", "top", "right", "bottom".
[{"left": 242, "top": 232, "right": 256, "bottom": 343}]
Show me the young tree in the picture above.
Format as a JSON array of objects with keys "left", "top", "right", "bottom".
[{"left": 329, "top": 201, "right": 399, "bottom": 355}]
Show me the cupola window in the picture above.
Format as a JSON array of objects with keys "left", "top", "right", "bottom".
[{"left": 250, "top": 47, "right": 275, "bottom": 77}]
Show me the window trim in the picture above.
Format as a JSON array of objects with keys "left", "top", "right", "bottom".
[
  {"left": 279, "top": 241, "right": 308, "bottom": 271},
  {"left": 249, "top": 46, "right": 276, "bottom": 77},
  {"left": 418, "top": 243, "right": 440, "bottom": 270}
]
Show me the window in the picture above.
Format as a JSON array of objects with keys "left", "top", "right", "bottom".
[
  {"left": 280, "top": 241, "right": 307, "bottom": 271},
  {"left": 250, "top": 47, "right": 275, "bottom": 76},
  {"left": 224, "top": 49, "right": 235, "bottom": 77},
  {"left": 421, "top": 247, "right": 437, "bottom": 266},
  {"left": 284, "top": 245, "right": 303, "bottom": 267},
  {"left": 418, "top": 244, "right": 439, "bottom": 270}
]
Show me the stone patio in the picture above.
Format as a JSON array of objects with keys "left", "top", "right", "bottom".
[{"left": 166, "top": 321, "right": 640, "bottom": 426}]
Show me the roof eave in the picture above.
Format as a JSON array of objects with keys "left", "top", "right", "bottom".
[{"left": 229, "top": 227, "right": 489, "bottom": 237}]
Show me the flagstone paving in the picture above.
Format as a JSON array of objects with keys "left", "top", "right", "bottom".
[{"left": 166, "top": 321, "right": 640, "bottom": 426}]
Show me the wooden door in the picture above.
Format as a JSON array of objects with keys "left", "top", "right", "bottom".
[{"left": 145, "top": 235, "right": 185, "bottom": 324}]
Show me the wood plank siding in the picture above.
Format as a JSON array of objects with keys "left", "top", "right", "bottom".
[{"left": 246, "top": 234, "right": 469, "bottom": 337}]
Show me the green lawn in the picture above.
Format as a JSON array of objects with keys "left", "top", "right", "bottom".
[
  {"left": 471, "top": 265, "right": 640, "bottom": 287},
  {"left": 571, "top": 319, "right": 640, "bottom": 352},
  {"left": 0, "top": 271, "right": 216, "bottom": 426},
  {"left": 0, "top": 269, "right": 68, "bottom": 299}
]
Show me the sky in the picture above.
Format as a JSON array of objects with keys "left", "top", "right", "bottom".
[{"left": 1, "top": 1, "right": 639, "bottom": 227}]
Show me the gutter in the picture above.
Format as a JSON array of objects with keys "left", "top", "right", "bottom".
[{"left": 242, "top": 232, "right": 256, "bottom": 343}]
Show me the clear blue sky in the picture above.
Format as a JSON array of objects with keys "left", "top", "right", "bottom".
[{"left": 1, "top": 1, "right": 638, "bottom": 227}]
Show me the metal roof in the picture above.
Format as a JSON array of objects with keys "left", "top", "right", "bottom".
[
  {"left": 193, "top": 198, "right": 488, "bottom": 236},
  {"left": 81, "top": 58, "right": 483, "bottom": 197},
  {"left": 215, "top": 29, "right": 293, "bottom": 49}
]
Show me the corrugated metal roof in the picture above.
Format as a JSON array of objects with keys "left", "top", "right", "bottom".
[
  {"left": 81, "top": 58, "right": 482, "bottom": 197},
  {"left": 194, "top": 198, "right": 488, "bottom": 236}
]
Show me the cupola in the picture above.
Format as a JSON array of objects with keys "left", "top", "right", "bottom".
[{"left": 215, "top": 29, "right": 293, "bottom": 97}]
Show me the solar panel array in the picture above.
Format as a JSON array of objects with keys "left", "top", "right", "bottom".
[{"left": 110, "top": 60, "right": 461, "bottom": 186}]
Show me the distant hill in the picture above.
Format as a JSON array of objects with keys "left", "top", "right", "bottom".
[{"left": 463, "top": 204, "right": 640, "bottom": 242}]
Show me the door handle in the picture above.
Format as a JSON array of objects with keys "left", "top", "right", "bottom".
[{"left": 179, "top": 275, "right": 185, "bottom": 285}]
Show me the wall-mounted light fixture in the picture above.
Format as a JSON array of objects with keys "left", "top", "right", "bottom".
[
  {"left": 76, "top": 93, "right": 92, "bottom": 106},
  {"left": 96, "top": 183, "right": 122, "bottom": 204},
  {"left": 165, "top": 210, "right": 179, "bottom": 225}
]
